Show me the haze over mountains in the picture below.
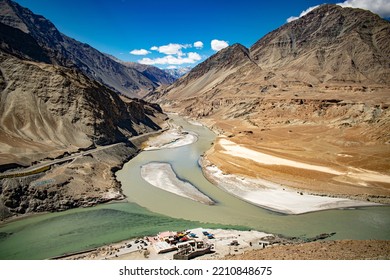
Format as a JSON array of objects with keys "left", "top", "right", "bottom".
[{"left": 164, "top": 67, "right": 193, "bottom": 79}]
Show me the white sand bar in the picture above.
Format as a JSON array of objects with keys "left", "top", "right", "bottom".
[
  {"left": 219, "top": 138, "right": 390, "bottom": 183},
  {"left": 141, "top": 162, "right": 214, "bottom": 205},
  {"left": 204, "top": 164, "right": 378, "bottom": 214},
  {"left": 187, "top": 120, "right": 204, "bottom": 126},
  {"left": 144, "top": 128, "right": 198, "bottom": 150}
]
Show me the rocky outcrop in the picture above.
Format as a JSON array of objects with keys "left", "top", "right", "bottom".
[
  {"left": 0, "top": 143, "right": 138, "bottom": 220},
  {"left": 250, "top": 4, "right": 390, "bottom": 84}
]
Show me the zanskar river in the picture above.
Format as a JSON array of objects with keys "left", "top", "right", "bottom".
[{"left": 0, "top": 115, "right": 389, "bottom": 259}]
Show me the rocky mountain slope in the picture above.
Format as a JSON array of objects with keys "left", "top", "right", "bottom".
[
  {"left": 250, "top": 4, "right": 390, "bottom": 85},
  {"left": 0, "top": 1, "right": 170, "bottom": 219},
  {"left": 0, "top": 0, "right": 172, "bottom": 98},
  {"left": 0, "top": 49, "right": 165, "bottom": 166},
  {"left": 148, "top": 4, "right": 390, "bottom": 106},
  {"left": 147, "top": 4, "right": 390, "bottom": 142},
  {"left": 0, "top": 46, "right": 167, "bottom": 218},
  {"left": 147, "top": 4, "right": 390, "bottom": 202},
  {"left": 107, "top": 56, "right": 176, "bottom": 86}
]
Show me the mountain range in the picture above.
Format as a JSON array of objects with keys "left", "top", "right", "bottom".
[
  {"left": 0, "top": 0, "right": 168, "bottom": 167},
  {"left": 147, "top": 4, "right": 390, "bottom": 108},
  {"left": 146, "top": 4, "right": 390, "bottom": 201},
  {"left": 164, "top": 67, "right": 193, "bottom": 79},
  {"left": 0, "top": 0, "right": 175, "bottom": 98},
  {"left": 0, "top": 0, "right": 172, "bottom": 217},
  {"left": 1, "top": 1, "right": 389, "bottom": 217},
  {"left": 146, "top": 5, "right": 390, "bottom": 141}
]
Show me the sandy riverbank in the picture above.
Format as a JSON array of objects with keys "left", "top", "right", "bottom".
[
  {"left": 143, "top": 122, "right": 198, "bottom": 150},
  {"left": 201, "top": 158, "right": 378, "bottom": 214},
  {"left": 197, "top": 135, "right": 385, "bottom": 214},
  {"left": 219, "top": 138, "right": 390, "bottom": 184},
  {"left": 140, "top": 162, "right": 214, "bottom": 205}
]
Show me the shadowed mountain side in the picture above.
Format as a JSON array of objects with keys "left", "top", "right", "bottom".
[{"left": 0, "top": 22, "right": 51, "bottom": 63}]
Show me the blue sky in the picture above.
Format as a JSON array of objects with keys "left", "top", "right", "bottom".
[{"left": 14, "top": 0, "right": 390, "bottom": 69}]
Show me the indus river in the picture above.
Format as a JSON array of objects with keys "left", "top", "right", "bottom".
[{"left": 0, "top": 115, "right": 389, "bottom": 259}]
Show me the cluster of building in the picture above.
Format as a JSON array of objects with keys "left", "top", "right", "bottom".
[{"left": 146, "top": 230, "right": 214, "bottom": 259}]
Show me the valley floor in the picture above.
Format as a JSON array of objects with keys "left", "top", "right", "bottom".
[{"left": 200, "top": 118, "right": 390, "bottom": 205}]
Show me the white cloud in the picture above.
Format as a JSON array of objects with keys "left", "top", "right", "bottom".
[
  {"left": 287, "top": 5, "right": 319, "bottom": 22},
  {"left": 166, "top": 65, "right": 178, "bottom": 69},
  {"left": 129, "top": 49, "right": 150, "bottom": 55},
  {"left": 139, "top": 42, "right": 206, "bottom": 66},
  {"left": 150, "top": 43, "right": 192, "bottom": 56},
  {"left": 138, "top": 52, "right": 202, "bottom": 65},
  {"left": 337, "top": 0, "right": 390, "bottom": 18},
  {"left": 187, "top": 52, "right": 202, "bottom": 60},
  {"left": 287, "top": 0, "right": 390, "bottom": 22},
  {"left": 194, "top": 41, "right": 204, "bottom": 49},
  {"left": 211, "top": 39, "right": 229, "bottom": 51}
]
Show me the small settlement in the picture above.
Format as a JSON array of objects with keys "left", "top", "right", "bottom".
[
  {"left": 117, "top": 228, "right": 273, "bottom": 260},
  {"left": 58, "top": 228, "right": 274, "bottom": 260},
  {"left": 146, "top": 230, "right": 214, "bottom": 259}
]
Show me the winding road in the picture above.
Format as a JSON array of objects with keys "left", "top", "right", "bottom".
[{"left": 0, "top": 128, "right": 166, "bottom": 179}]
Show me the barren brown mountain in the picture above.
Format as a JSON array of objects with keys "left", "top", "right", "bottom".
[
  {"left": 0, "top": 1, "right": 168, "bottom": 218},
  {"left": 0, "top": 47, "right": 167, "bottom": 218},
  {"left": 147, "top": 4, "right": 390, "bottom": 202}
]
